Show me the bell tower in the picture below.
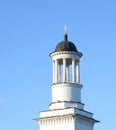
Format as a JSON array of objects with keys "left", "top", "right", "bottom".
[
  {"left": 49, "top": 31, "right": 83, "bottom": 110},
  {"left": 35, "top": 28, "right": 99, "bottom": 130}
]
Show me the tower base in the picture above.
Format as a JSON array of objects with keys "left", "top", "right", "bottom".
[{"left": 35, "top": 108, "right": 99, "bottom": 130}]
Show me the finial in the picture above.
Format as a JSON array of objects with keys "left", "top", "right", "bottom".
[
  {"left": 64, "top": 25, "right": 67, "bottom": 34},
  {"left": 64, "top": 25, "right": 68, "bottom": 41}
]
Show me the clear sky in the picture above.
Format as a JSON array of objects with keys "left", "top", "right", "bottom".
[{"left": 0, "top": 0, "right": 116, "bottom": 130}]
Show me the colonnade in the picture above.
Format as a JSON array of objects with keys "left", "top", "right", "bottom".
[{"left": 52, "top": 58, "right": 80, "bottom": 84}]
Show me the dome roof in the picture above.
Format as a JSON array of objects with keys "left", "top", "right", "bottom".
[
  {"left": 55, "top": 41, "right": 77, "bottom": 52},
  {"left": 55, "top": 33, "right": 78, "bottom": 52}
]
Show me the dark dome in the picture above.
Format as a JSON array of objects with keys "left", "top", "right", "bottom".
[
  {"left": 55, "top": 40, "right": 77, "bottom": 52},
  {"left": 55, "top": 33, "right": 78, "bottom": 52}
]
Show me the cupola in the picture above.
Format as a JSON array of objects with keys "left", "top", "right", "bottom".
[{"left": 49, "top": 27, "right": 83, "bottom": 110}]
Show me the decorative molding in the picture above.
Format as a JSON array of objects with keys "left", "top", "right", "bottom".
[
  {"left": 39, "top": 114, "right": 75, "bottom": 126},
  {"left": 36, "top": 112, "right": 99, "bottom": 126},
  {"left": 51, "top": 83, "right": 83, "bottom": 88},
  {"left": 50, "top": 51, "right": 82, "bottom": 59}
]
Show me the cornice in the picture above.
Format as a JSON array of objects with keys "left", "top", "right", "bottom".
[
  {"left": 50, "top": 51, "right": 82, "bottom": 58},
  {"left": 38, "top": 114, "right": 75, "bottom": 126}
]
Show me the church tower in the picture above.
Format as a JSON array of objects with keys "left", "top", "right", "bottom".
[{"left": 35, "top": 28, "right": 99, "bottom": 130}]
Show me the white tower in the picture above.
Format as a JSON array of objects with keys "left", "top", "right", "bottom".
[{"left": 35, "top": 29, "right": 99, "bottom": 130}]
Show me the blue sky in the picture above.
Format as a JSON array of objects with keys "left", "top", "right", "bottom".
[{"left": 0, "top": 0, "right": 116, "bottom": 130}]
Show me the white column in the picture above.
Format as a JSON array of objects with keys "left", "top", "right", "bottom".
[
  {"left": 66, "top": 64, "right": 69, "bottom": 82},
  {"left": 57, "top": 63, "right": 60, "bottom": 83},
  {"left": 78, "top": 63, "right": 80, "bottom": 83},
  {"left": 53, "top": 60, "right": 55, "bottom": 84},
  {"left": 55, "top": 59, "right": 58, "bottom": 84},
  {"left": 72, "top": 59, "right": 76, "bottom": 83},
  {"left": 63, "top": 58, "right": 66, "bottom": 82},
  {"left": 76, "top": 61, "right": 80, "bottom": 83}
]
